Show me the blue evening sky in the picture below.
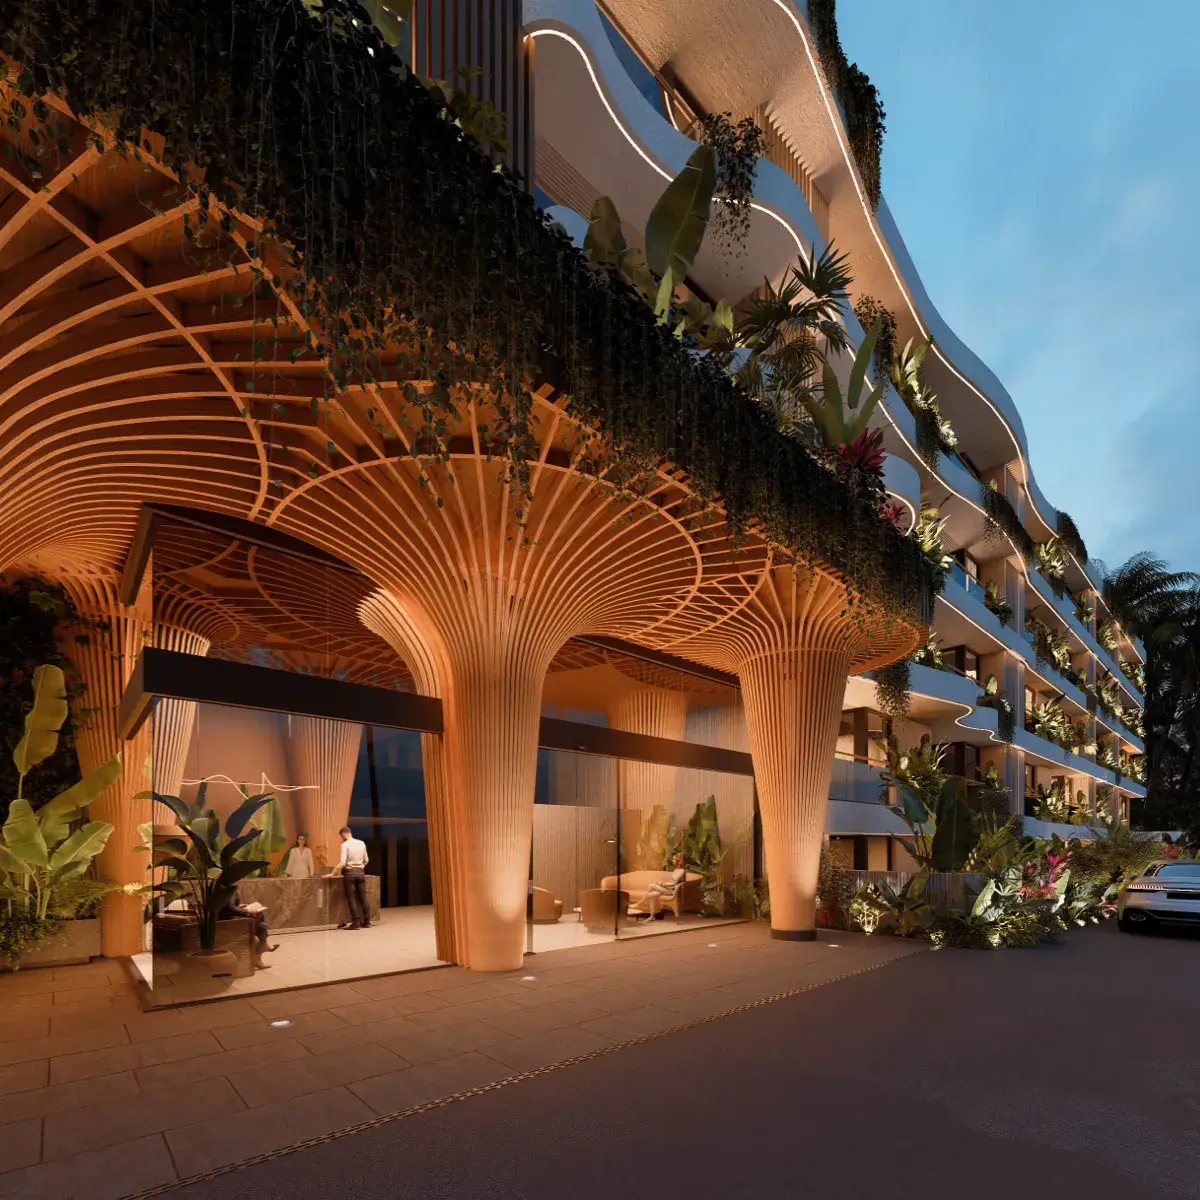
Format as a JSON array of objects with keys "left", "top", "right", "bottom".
[{"left": 838, "top": 0, "right": 1200, "bottom": 576}]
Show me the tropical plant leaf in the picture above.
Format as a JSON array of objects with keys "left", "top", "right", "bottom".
[
  {"left": 645, "top": 144, "right": 716, "bottom": 281},
  {"left": 2, "top": 799, "right": 49, "bottom": 870},
  {"left": 12, "top": 664, "right": 69, "bottom": 777},
  {"left": 47, "top": 820, "right": 114, "bottom": 877},
  {"left": 38, "top": 757, "right": 121, "bottom": 844},
  {"left": 221, "top": 829, "right": 263, "bottom": 868},
  {"left": 224, "top": 792, "right": 274, "bottom": 841},
  {"left": 931, "top": 779, "right": 978, "bottom": 871},
  {"left": 583, "top": 196, "right": 626, "bottom": 269}
]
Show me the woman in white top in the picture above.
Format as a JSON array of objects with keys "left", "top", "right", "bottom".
[{"left": 282, "top": 833, "right": 315, "bottom": 879}]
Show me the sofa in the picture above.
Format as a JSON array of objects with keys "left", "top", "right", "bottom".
[{"left": 599, "top": 870, "right": 703, "bottom": 919}]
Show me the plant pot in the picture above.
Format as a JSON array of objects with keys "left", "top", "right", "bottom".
[
  {"left": 178, "top": 948, "right": 238, "bottom": 982},
  {"left": 2, "top": 918, "right": 101, "bottom": 972}
]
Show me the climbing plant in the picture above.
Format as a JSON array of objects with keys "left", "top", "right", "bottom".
[
  {"left": 806, "top": 0, "right": 886, "bottom": 209},
  {"left": 697, "top": 110, "right": 764, "bottom": 261}
]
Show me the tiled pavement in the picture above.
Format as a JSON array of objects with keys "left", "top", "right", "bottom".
[{"left": 0, "top": 924, "right": 924, "bottom": 1199}]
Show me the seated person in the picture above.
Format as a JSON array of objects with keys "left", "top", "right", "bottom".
[
  {"left": 635, "top": 853, "right": 688, "bottom": 918},
  {"left": 220, "top": 885, "right": 278, "bottom": 969}
]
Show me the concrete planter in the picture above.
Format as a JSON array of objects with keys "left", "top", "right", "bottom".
[{"left": 2, "top": 918, "right": 101, "bottom": 971}]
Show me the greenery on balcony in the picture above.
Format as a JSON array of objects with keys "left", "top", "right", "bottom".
[
  {"left": 851, "top": 296, "right": 897, "bottom": 382},
  {"left": 889, "top": 338, "right": 959, "bottom": 472},
  {"left": 982, "top": 482, "right": 1035, "bottom": 560},
  {"left": 1033, "top": 536, "right": 1069, "bottom": 599},
  {"left": 1055, "top": 510, "right": 1088, "bottom": 563},
  {"left": 1073, "top": 593, "right": 1095, "bottom": 626},
  {"left": 983, "top": 580, "right": 1014, "bottom": 627},
  {"left": 697, "top": 111, "right": 765, "bottom": 261},
  {"left": 0, "top": 0, "right": 936, "bottom": 624},
  {"left": 806, "top": 0, "right": 886, "bottom": 209},
  {"left": 977, "top": 674, "right": 1015, "bottom": 742}
]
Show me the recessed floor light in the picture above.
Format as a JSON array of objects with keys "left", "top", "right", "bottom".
[
  {"left": 521, "top": 975, "right": 536, "bottom": 981},
  {"left": 707, "top": 943, "right": 718, "bottom": 948},
  {"left": 828, "top": 944, "right": 840, "bottom": 949},
  {"left": 269, "top": 1019, "right": 293, "bottom": 1028}
]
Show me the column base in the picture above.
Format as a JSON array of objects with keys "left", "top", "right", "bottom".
[{"left": 771, "top": 928, "right": 817, "bottom": 942}]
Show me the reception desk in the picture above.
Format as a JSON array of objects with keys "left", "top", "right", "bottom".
[{"left": 238, "top": 876, "right": 382, "bottom": 933}]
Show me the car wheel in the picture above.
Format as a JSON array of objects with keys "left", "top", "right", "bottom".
[{"left": 1118, "top": 916, "right": 1139, "bottom": 933}]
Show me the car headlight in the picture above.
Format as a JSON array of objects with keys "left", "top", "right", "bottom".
[{"left": 1126, "top": 883, "right": 1165, "bottom": 891}]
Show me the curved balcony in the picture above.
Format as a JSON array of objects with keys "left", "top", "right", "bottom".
[
  {"left": 584, "top": 0, "right": 1113, "bottom": 608},
  {"left": 525, "top": 0, "right": 824, "bottom": 306}
]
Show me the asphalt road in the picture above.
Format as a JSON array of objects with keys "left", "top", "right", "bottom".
[{"left": 175, "top": 922, "right": 1200, "bottom": 1200}]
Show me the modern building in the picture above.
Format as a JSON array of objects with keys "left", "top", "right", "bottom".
[
  {"left": 523, "top": 0, "right": 1146, "bottom": 868},
  {"left": 0, "top": 0, "right": 1138, "bottom": 1002}
]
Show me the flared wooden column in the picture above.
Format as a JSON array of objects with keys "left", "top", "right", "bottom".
[
  {"left": 609, "top": 687, "right": 688, "bottom": 859},
  {"left": 286, "top": 716, "right": 364, "bottom": 870},
  {"left": 151, "top": 624, "right": 211, "bottom": 799},
  {"left": 740, "top": 645, "right": 854, "bottom": 938},
  {"left": 678, "top": 565, "right": 898, "bottom": 941},
  {"left": 361, "top": 589, "right": 551, "bottom": 972},
  {"left": 61, "top": 575, "right": 152, "bottom": 957}
]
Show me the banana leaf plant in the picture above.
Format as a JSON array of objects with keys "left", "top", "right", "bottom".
[
  {"left": 887, "top": 774, "right": 980, "bottom": 873},
  {"left": 584, "top": 145, "right": 720, "bottom": 331},
  {"left": 139, "top": 787, "right": 272, "bottom": 951},
  {"left": 0, "top": 665, "right": 121, "bottom": 927}
]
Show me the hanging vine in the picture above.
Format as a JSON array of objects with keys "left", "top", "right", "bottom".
[
  {"left": 0, "top": 0, "right": 933, "bottom": 624},
  {"left": 1055, "top": 510, "right": 1088, "bottom": 564},
  {"left": 698, "top": 111, "right": 765, "bottom": 262},
  {"left": 806, "top": 0, "right": 886, "bottom": 209}
]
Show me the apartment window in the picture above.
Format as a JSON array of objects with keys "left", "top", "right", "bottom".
[
  {"left": 1025, "top": 685, "right": 1036, "bottom": 718},
  {"left": 1024, "top": 763, "right": 1036, "bottom": 798},
  {"left": 963, "top": 553, "right": 980, "bottom": 583},
  {"left": 962, "top": 650, "right": 979, "bottom": 682}
]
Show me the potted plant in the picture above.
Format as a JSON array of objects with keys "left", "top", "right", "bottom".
[
  {"left": 139, "top": 786, "right": 272, "bottom": 980},
  {"left": 0, "top": 665, "right": 121, "bottom": 970}
]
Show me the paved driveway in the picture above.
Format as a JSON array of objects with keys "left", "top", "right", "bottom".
[{"left": 170, "top": 922, "right": 1200, "bottom": 1200}]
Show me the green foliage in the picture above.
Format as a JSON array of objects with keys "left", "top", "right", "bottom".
[
  {"left": 1056, "top": 511, "right": 1088, "bottom": 564},
  {"left": 661, "top": 795, "right": 748, "bottom": 915},
  {"left": 851, "top": 872, "right": 931, "bottom": 937},
  {"left": 420, "top": 66, "right": 510, "bottom": 160},
  {"left": 733, "top": 242, "right": 853, "bottom": 435},
  {"left": 977, "top": 676, "right": 1016, "bottom": 744},
  {"left": 0, "top": 0, "right": 934, "bottom": 628},
  {"left": 1030, "top": 694, "right": 1074, "bottom": 750},
  {"left": 0, "top": 665, "right": 120, "bottom": 968},
  {"left": 913, "top": 506, "right": 952, "bottom": 595},
  {"left": 807, "top": 320, "right": 887, "bottom": 447},
  {"left": 0, "top": 910, "right": 60, "bottom": 969},
  {"left": 807, "top": 0, "right": 886, "bottom": 209},
  {"left": 982, "top": 482, "right": 1035, "bottom": 560},
  {"left": 1097, "top": 620, "right": 1119, "bottom": 655},
  {"left": 983, "top": 580, "right": 1014, "bottom": 627},
  {"left": 728, "top": 874, "right": 771, "bottom": 920},
  {"left": 911, "top": 629, "right": 946, "bottom": 670},
  {"left": 880, "top": 735, "right": 980, "bottom": 872},
  {"left": 0, "top": 578, "right": 82, "bottom": 821},
  {"left": 1067, "top": 823, "right": 1162, "bottom": 889},
  {"left": 141, "top": 787, "right": 272, "bottom": 950},
  {"left": 852, "top": 295, "right": 897, "bottom": 381},
  {"left": 873, "top": 659, "right": 910, "bottom": 720},
  {"left": 1034, "top": 537, "right": 1069, "bottom": 597},
  {"left": 889, "top": 338, "right": 957, "bottom": 471},
  {"left": 1073, "top": 594, "right": 1095, "bottom": 626},
  {"left": 697, "top": 111, "right": 764, "bottom": 261}
]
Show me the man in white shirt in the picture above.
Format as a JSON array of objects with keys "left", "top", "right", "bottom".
[{"left": 323, "top": 826, "right": 372, "bottom": 929}]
